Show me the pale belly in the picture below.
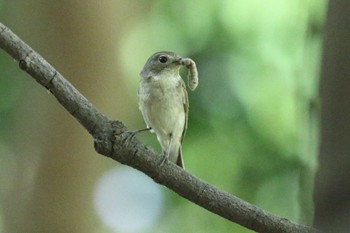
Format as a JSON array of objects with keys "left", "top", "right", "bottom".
[{"left": 138, "top": 77, "right": 186, "bottom": 150}]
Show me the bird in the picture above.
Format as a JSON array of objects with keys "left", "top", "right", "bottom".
[{"left": 138, "top": 51, "right": 189, "bottom": 168}]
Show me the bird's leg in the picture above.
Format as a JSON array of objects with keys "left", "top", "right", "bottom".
[
  {"left": 160, "top": 133, "right": 173, "bottom": 166},
  {"left": 122, "top": 127, "right": 151, "bottom": 143}
]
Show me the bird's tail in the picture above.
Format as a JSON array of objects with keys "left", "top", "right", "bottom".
[
  {"left": 168, "top": 143, "right": 185, "bottom": 169},
  {"left": 176, "top": 147, "right": 185, "bottom": 169}
]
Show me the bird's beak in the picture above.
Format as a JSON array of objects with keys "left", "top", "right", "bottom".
[{"left": 173, "top": 57, "right": 182, "bottom": 66}]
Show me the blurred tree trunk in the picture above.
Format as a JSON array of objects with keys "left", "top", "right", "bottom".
[
  {"left": 314, "top": 0, "right": 350, "bottom": 232},
  {"left": 1, "top": 1, "right": 143, "bottom": 232}
]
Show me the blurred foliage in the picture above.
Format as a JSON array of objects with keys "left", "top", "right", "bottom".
[
  {"left": 0, "top": 0, "right": 326, "bottom": 233},
  {"left": 0, "top": 47, "right": 24, "bottom": 132},
  {"left": 120, "top": 1, "right": 326, "bottom": 232}
]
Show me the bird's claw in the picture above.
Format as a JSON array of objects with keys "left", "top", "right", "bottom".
[
  {"left": 159, "top": 152, "right": 169, "bottom": 167},
  {"left": 120, "top": 128, "right": 151, "bottom": 144},
  {"left": 121, "top": 131, "right": 137, "bottom": 144}
]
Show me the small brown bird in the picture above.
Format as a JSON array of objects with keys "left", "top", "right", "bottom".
[{"left": 138, "top": 51, "right": 190, "bottom": 168}]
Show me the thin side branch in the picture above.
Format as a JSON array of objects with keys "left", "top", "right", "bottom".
[{"left": 0, "top": 22, "right": 317, "bottom": 233}]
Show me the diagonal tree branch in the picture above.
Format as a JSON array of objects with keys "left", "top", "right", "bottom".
[{"left": 0, "top": 22, "right": 316, "bottom": 233}]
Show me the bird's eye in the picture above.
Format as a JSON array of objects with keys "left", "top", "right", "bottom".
[{"left": 158, "top": 56, "right": 168, "bottom": 63}]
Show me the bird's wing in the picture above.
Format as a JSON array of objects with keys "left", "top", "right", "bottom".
[{"left": 137, "top": 84, "right": 151, "bottom": 129}]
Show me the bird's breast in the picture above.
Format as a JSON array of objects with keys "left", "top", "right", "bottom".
[
  {"left": 138, "top": 74, "right": 185, "bottom": 136},
  {"left": 139, "top": 75, "right": 182, "bottom": 103}
]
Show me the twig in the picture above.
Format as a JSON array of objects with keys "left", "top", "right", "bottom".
[{"left": 0, "top": 22, "right": 317, "bottom": 233}]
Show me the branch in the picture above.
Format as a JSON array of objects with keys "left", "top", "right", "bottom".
[{"left": 0, "top": 22, "right": 316, "bottom": 233}]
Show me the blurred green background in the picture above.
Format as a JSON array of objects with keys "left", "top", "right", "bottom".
[{"left": 0, "top": 1, "right": 326, "bottom": 233}]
